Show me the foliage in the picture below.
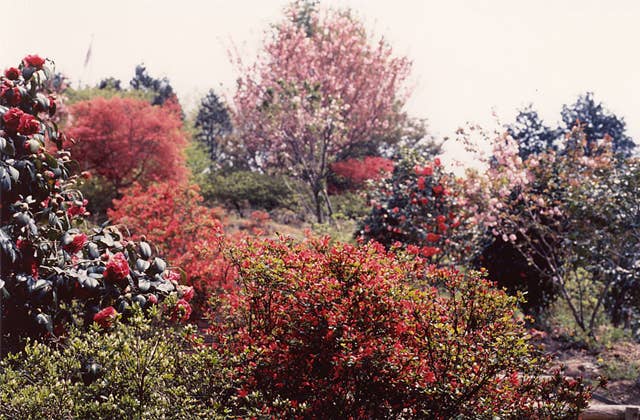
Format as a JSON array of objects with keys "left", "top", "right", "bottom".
[
  {"left": 507, "top": 92, "right": 635, "bottom": 159},
  {"left": 328, "top": 156, "right": 394, "bottom": 193},
  {"left": 200, "top": 170, "right": 296, "bottom": 216},
  {"left": 0, "top": 55, "right": 179, "bottom": 353},
  {"left": 561, "top": 92, "right": 634, "bottom": 157},
  {"left": 232, "top": 3, "right": 411, "bottom": 222},
  {"left": 194, "top": 89, "right": 232, "bottom": 163},
  {"left": 0, "top": 307, "right": 236, "bottom": 419},
  {"left": 507, "top": 105, "right": 559, "bottom": 159},
  {"left": 210, "top": 237, "right": 593, "bottom": 418},
  {"left": 359, "top": 152, "right": 478, "bottom": 265},
  {"left": 466, "top": 127, "right": 635, "bottom": 338},
  {"left": 66, "top": 96, "right": 188, "bottom": 196},
  {"left": 129, "top": 64, "right": 176, "bottom": 107},
  {"left": 108, "top": 182, "right": 234, "bottom": 310}
]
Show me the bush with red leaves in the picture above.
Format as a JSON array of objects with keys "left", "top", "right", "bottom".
[
  {"left": 329, "top": 156, "right": 394, "bottom": 193},
  {"left": 108, "top": 182, "right": 235, "bottom": 309},
  {"left": 210, "top": 237, "right": 592, "bottom": 418}
]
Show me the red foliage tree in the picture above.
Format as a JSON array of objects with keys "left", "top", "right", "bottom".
[
  {"left": 108, "top": 182, "right": 234, "bottom": 309},
  {"left": 233, "top": 4, "right": 411, "bottom": 222},
  {"left": 211, "top": 237, "right": 592, "bottom": 418},
  {"left": 328, "top": 156, "right": 394, "bottom": 193},
  {"left": 66, "top": 97, "right": 188, "bottom": 193}
]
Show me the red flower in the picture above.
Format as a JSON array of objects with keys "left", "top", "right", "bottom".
[
  {"left": 0, "top": 82, "right": 21, "bottom": 106},
  {"left": 434, "top": 157, "right": 441, "bottom": 167},
  {"left": 63, "top": 233, "right": 88, "bottom": 254},
  {"left": 67, "top": 200, "right": 88, "bottom": 218},
  {"left": 2, "top": 107, "right": 23, "bottom": 133},
  {"left": 426, "top": 232, "right": 441, "bottom": 243},
  {"left": 48, "top": 96, "right": 57, "bottom": 116},
  {"left": 414, "top": 165, "right": 433, "bottom": 176},
  {"left": 93, "top": 306, "right": 117, "bottom": 328},
  {"left": 4, "top": 67, "right": 20, "bottom": 80},
  {"left": 105, "top": 252, "right": 130, "bottom": 284},
  {"left": 432, "top": 184, "right": 444, "bottom": 196},
  {"left": 417, "top": 176, "right": 426, "bottom": 190},
  {"left": 172, "top": 298, "right": 192, "bottom": 323},
  {"left": 23, "top": 54, "right": 46, "bottom": 69},
  {"left": 179, "top": 285, "right": 195, "bottom": 302},
  {"left": 18, "top": 113, "right": 40, "bottom": 135}
]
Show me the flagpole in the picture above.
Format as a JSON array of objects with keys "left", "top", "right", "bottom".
[{"left": 79, "top": 34, "right": 94, "bottom": 89}]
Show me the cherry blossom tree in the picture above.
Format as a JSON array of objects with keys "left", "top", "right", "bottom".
[{"left": 233, "top": 4, "right": 411, "bottom": 222}]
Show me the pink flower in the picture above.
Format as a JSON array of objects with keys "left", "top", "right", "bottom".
[
  {"left": 172, "top": 299, "right": 192, "bottom": 323},
  {"left": 93, "top": 306, "right": 117, "bottom": 328},
  {"left": 178, "top": 285, "right": 195, "bottom": 302}
]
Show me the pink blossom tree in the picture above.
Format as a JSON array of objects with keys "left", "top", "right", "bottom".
[{"left": 233, "top": 4, "right": 411, "bottom": 222}]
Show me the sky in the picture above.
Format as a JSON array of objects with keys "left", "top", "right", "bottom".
[{"left": 3, "top": 0, "right": 640, "bottom": 158}]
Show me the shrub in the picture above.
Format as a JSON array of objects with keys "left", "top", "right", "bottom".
[
  {"left": 210, "top": 237, "right": 592, "bottom": 418},
  {"left": 328, "top": 156, "right": 394, "bottom": 193},
  {"left": 0, "top": 307, "right": 234, "bottom": 419},
  {"left": 108, "top": 182, "right": 234, "bottom": 310},
  {"left": 358, "top": 152, "right": 479, "bottom": 265},
  {"left": 0, "top": 56, "right": 179, "bottom": 353},
  {"left": 200, "top": 170, "right": 296, "bottom": 216}
]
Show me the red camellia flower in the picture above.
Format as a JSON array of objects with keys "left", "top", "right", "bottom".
[
  {"left": 172, "top": 298, "right": 192, "bottom": 323},
  {"left": 2, "top": 107, "right": 24, "bottom": 133},
  {"left": 417, "top": 176, "right": 426, "bottom": 190},
  {"left": 18, "top": 113, "right": 40, "bottom": 135},
  {"left": 4, "top": 67, "right": 20, "bottom": 80},
  {"left": 432, "top": 184, "right": 444, "bottom": 196},
  {"left": 63, "top": 233, "right": 88, "bottom": 254},
  {"left": 104, "top": 252, "right": 130, "bottom": 284},
  {"left": 93, "top": 306, "right": 118, "bottom": 328},
  {"left": 22, "top": 54, "right": 46, "bottom": 69},
  {"left": 0, "top": 82, "right": 21, "bottom": 106}
]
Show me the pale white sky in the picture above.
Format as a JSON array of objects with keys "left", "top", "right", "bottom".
[{"left": 3, "top": 0, "right": 640, "bottom": 150}]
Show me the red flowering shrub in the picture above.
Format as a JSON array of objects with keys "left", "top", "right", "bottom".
[
  {"left": 108, "top": 182, "right": 234, "bottom": 309},
  {"left": 328, "top": 156, "right": 394, "bottom": 193},
  {"left": 0, "top": 55, "right": 181, "bottom": 352},
  {"left": 211, "top": 237, "right": 592, "bottom": 418},
  {"left": 358, "top": 152, "right": 479, "bottom": 264}
]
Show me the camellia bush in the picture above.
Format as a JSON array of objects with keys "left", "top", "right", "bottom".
[
  {"left": 358, "top": 151, "right": 479, "bottom": 265},
  {"left": 0, "top": 56, "right": 185, "bottom": 353},
  {"left": 210, "top": 236, "right": 593, "bottom": 418}
]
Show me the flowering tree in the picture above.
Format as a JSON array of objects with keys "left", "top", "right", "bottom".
[
  {"left": 210, "top": 237, "right": 592, "bottom": 418},
  {"left": 233, "top": 4, "right": 411, "bottom": 222},
  {"left": 66, "top": 97, "right": 188, "bottom": 195},
  {"left": 466, "top": 127, "right": 631, "bottom": 337},
  {"left": 0, "top": 56, "right": 183, "bottom": 353},
  {"left": 108, "top": 182, "right": 235, "bottom": 309}
]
